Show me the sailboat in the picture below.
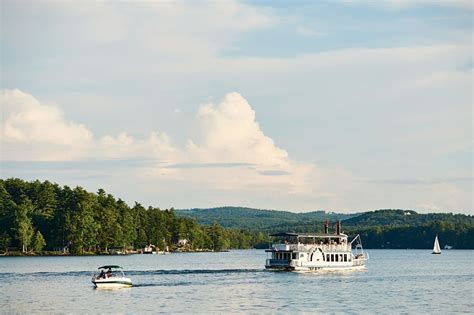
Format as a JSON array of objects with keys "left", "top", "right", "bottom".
[{"left": 432, "top": 235, "right": 441, "bottom": 254}]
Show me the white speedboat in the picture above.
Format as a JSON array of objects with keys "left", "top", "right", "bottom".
[
  {"left": 265, "top": 220, "right": 368, "bottom": 272},
  {"left": 92, "top": 265, "right": 132, "bottom": 288}
]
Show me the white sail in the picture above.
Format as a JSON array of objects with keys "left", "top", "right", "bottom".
[{"left": 432, "top": 235, "right": 441, "bottom": 254}]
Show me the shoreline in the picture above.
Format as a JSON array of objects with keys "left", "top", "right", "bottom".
[
  {"left": 0, "top": 249, "right": 233, "bottom": 257},
  {"left": 1, "top": 248, "right": 471, "bottom": 257}
]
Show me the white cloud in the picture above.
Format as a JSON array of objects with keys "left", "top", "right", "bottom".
[
  {"left": 187, "top": 92, "right": 288, "bottom": 165},
  {"left": 1, "top": 89, "right": 94, "bottom": 161},
  {"left": 0, "top": 89, "right": 177, "bottom": 162}
]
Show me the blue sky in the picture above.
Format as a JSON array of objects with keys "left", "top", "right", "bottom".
[{"left": 1, "top": 0, "right": 472, "bottom": 213}]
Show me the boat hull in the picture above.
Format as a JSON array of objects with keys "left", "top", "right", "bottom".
[{"left": 92, "top": 277, "right": 132, "bottom": 288}]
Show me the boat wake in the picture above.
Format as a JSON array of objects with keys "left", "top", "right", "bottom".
[
  {"left": 132, "top": 281, "right": 193, "bottom": 287},
  {"left": 128, "top": 268, "right": 264, "bottom": 276},
  {"left": 0, "top": 268, "right": 264, "bottom": 279}
]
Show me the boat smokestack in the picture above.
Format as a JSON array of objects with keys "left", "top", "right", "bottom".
[
  {"left": 324, "top": 220, "right": 329, "bottom": 234},
  {"left": 336, "top": 220, "right": 341, "bottom": 235}
]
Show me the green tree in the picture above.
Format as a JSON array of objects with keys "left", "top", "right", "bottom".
[
  {"left": 208, "top": 222, "right": 229, "bottom": 251},
  {"left": 0, "top": 232, "right": 11, "bottom": 252},
  {"left": 66, "top": 187, "right": 99, "bottom": 254},
  {"left": 15, "top": 196, "right": 35, "bottom": 252},
  {"left": 96, "top": 189, "right": 121, "bottom": 252},
  {"left": 0, "top": 181, "right": 17, "bottom": 243},
  {"left": 118, "top": 199, "right": 136, "bottom": 250},
  {"left": 32, "top": 230, "right": 46, "bottom": 251},
  {"left": 131, "top": 203, "right": 148, "bottom": 249}
]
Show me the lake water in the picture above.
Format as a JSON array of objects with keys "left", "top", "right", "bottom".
[{"left": 1, "top": 250, "right": 473, "bottom": 314}]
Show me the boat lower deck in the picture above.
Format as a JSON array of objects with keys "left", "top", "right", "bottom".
[{"left": 265, "top": 264, "right": 366, "bottom": 272}]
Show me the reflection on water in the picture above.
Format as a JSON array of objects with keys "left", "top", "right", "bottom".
[{"left": 1, "top": 250, "right": 473, "bottom": 313}]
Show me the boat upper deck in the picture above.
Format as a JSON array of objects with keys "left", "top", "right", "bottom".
[
  {"left": 270, "top": 232, "right": 348, "bottom": 239},
  {"left": 266, "top": 242, "right": 352, "bottom": 252}
]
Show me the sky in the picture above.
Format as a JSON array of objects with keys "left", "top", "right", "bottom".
[{"left": 1, "top": 0, "right": 472, "bottom": 213}]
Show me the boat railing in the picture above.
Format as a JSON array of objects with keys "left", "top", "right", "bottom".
[{"left": 272, "top": 243, "right": 352, "bottom": 252}]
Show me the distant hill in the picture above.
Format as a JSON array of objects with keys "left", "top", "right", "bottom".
[
  {"left": 343, "top": 209, "right": 474, "bottom": 227},
  {"left": 176, "top": 207, "right": 359, "bottom": 231}
]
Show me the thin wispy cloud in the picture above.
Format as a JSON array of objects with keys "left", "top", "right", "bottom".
[{"left": 339, "top": 0, "right": 473, "bottom": 9}]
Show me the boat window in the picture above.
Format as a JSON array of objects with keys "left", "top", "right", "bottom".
[
  {"left": 300, "top": 253, "right": 304, "bottom": 258},
  {"left": 331, "top": 254, "right": 334, "bottom": 262},
  {"left": 326, "top": 254, "right": 330, "bottom": 261},
  {"left": 344, "top": 254, "right": 347, "bottom": 262},
  {"left": 292, "top": 253, "right": 297, "bottom": 259},
  {"left": 335, "top": 254, "right": 339, "bottom": 262}
]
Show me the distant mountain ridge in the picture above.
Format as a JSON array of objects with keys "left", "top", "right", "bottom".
[{"left": 176, "top": 206, "right": 359, "bottom": 231}]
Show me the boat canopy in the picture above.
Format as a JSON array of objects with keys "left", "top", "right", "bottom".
[
  {"left": 270, "top": 232, "right": 299, "bottom": 237},
  {"left": 98, "top": 265, "right": 123, "bottom": 269}
]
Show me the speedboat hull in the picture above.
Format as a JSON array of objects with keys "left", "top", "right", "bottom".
[{"left": 92, "top": 277, "right": 132, "bottom": 288}]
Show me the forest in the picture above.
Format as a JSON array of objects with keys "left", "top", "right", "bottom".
[
  {"left": 0, "top": 178, "right": 266, "bottom": 254},
  {"left": 1, "top": 178, "right": 473, "bottom": 255},
  {"left": 176, "top": 207, "right": 357, "bottom": 230}
]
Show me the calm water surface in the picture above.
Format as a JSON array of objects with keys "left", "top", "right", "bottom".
[{"left": 0, "top": 250, "right": 473, "bottom": 314}]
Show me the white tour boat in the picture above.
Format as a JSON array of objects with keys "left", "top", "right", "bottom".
[
  {"left": 91, "top": 265, "right": 132, "bottom": 288},
  {"left": 265, "top": 221, "right": 368, "bottom": 272}
]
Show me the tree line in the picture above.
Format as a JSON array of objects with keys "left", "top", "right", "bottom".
[{"left": 0, "top": 178, "right": 266, "bottom": 254}]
